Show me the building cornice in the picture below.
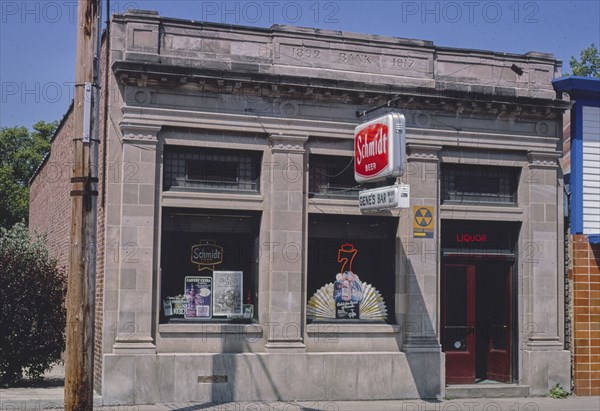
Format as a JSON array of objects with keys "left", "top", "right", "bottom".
[{"left": 112, "top": 61, "right": 572, "bottom": 118}]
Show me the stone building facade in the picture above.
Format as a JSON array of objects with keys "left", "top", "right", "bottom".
[{"left": 30, "top": 10, "right": 573, "bottom": 405}]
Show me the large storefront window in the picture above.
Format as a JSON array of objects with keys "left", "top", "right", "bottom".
[
  {"left": 441, "top": 164, "right": 519, "bottom": 205},
  {"left": 306, "top": 214, "right": 397, "bottom": 323},
  {"left": 160, "top": 209, "right": 261, "bottom": 324}
]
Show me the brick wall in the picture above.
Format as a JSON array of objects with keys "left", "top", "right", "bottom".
[
  {"left": 29, "top": 39, "right": 108, "bottom": 396},
  {"left": 29, "top": 105, "right": 74, "bottom": 270},
  {"left": 93, "top": 35, "right": 108, "bottom": 393},
  {"left": 571, "top": 234, "right": 600, "bottom": 395}
]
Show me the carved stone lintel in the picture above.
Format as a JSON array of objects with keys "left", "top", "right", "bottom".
[
  {"left": 269, "top": 134, "right": 308, "bottom": 153},
  {"left": 527, "top": 151, "right": 560, "bottom": 169},
  {"left": 407, "top": 144, "right": 442, "bottom": 162},
  {"left": 120, "top": 122, "right": 161, "bottom": 143}
]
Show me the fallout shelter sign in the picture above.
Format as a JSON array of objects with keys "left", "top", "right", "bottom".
[{"left": 413, "top": 206, "right": 434, "bottom": 238}]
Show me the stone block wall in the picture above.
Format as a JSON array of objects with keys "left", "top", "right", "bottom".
[{"left": 571, "top": 235, "right": 600, "bottom": 395}]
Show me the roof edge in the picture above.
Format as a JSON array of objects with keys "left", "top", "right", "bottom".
[
  {"left": 552, "top": 76, "right": 600, "bottom": 95},
  {"left": 29, "top": 101, "right": 74, "bottom": 186}
]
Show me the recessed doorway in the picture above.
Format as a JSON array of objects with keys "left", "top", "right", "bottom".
[{"left": 441, "top": 220, "right": 519, "bottom": 385}]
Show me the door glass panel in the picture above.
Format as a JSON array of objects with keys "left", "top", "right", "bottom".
[
  {"left": 444, "top": 266, "right": 469, "bottom": 351},
  {"left": 477, "top": 262, "right": 508, "bottom": 351},
  {"left": 490, "top": 325, "right": 508, "bottom": 350}
]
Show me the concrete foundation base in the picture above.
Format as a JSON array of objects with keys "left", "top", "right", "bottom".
[
  {"left": 102, "top": 351, "right": 444, "bottom": 405},
  {"left": 521, "top": 349, "right": 571, "bottom": 396}
]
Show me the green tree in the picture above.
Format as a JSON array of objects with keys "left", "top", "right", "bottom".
[
  {"left": 0, "top": 121, "right": 57, "bottom": 228},
  {"left": 0, "top": 223, "right": 67, "bottom": 385},
  {"left": 567, "top": 43, "right": 600, "bottom": 77}
]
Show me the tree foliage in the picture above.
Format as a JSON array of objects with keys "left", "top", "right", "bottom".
[
  {"left": 0, "top": 223, "right": 67, "bottom": 385},
  {"left": 0, "top": 121, "right": 57, "bottom": 228},
  {"left": 568, "top": 43, "right": 600, "bottom": 77}
]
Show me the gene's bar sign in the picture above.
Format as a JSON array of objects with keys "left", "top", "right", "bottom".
[{"left": 354, "top": 113, "right": 406, "bottom": 183}]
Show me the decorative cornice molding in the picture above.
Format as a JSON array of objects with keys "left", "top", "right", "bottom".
[
  {"left": 527, "top": 151, "right": 561, "bottom": 169},
  {"left": 407, "top": 144, "right": 442, "bottom": 162},
  {"left": 120, "top": 122, "right": 161, "bottom": 143},
  {"left": 269, "top": 134, "right": 308, "bottom": 153}
]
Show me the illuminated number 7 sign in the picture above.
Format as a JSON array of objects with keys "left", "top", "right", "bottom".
[{"left": 338, "top": 243, "right": 358, "bottom": 272}]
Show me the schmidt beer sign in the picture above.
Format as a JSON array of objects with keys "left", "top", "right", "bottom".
[
  {"left": 191, "top": 240, "right": 223, "bottom": 271},
  {"left": 354, "top": 113, "right": 406, "bottom": 183}
]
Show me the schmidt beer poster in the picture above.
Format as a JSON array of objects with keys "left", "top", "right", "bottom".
[
  {"left": 184, "top": 276, "right": 212, "bottom": 319},
  {"left": 213, "top": 271, "right": 243, "bottom": 317}
]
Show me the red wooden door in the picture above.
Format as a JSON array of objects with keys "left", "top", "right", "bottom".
[
  {"left": 486, "top": 266, "right": 512, "bottom": 382},
  {"left": 442, "top": 264, "right": 476, "bottom": 384}
]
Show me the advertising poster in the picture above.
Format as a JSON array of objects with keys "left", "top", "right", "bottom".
[
  {"left": 213, "top": 271, "right": 243, "bottom": 317},
  {"left": 333, "top": 271, "right": 362, "bottom": 319},
  {"left": 184, "top": 276, "right": 212, "bottom": 319}
]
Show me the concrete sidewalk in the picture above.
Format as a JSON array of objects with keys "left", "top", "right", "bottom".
[
  {"left": 1, "top": 396, "right": 600, "bottom": 410},
  {"left": 2, "top": 388, "right": 599, "bottom": 411},
  {"left": 1, "top": 365, "right": 599, "bottom": 411}
]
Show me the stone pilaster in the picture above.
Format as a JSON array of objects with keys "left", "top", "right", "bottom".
[
  {"left": 401, "top": 144, "right": 442, "bottom": 349},
  {"left": 400, "top": 144, "right": 443, "bottom": 398},
  {"left": 521, "top": 151, "right": 570, "bottom": 394},
  {"left": 112, "top": 123, "right": 161, "bottom": 353},
  {"left": 264, "top": 134, "right": 308, "bottom": 352}
]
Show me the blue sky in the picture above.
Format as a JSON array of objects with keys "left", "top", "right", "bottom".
[{"left": 1, "top": 0, "right": 599, "bottom": 128}]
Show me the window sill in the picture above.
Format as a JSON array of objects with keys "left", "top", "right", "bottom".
[
  {"left": 306, "top": 323, "right": 401, "bottom": 335},
  {"left": 308, "top": 198, "right": 401, "bottom": 216},
  {"left": 161, "top": 190, "right": 263, "bottom": 210},
  {"left": 159, "top": 322, "right": 263, "bottom": 335},
  {"left": 441, "top": 201, "right": 518, "bottom": 207},
  {"left": 440, "top": 204, "right": 523, "bottom": 220}
]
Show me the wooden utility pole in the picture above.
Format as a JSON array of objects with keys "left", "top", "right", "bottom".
[{"left": 65, "top": 0, "right": 100, "bottom": 409}]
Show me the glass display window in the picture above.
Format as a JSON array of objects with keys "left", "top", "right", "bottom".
[
  {"left": 160, "top": 208, "right": 261, "bottom": 324},
  {"left": 306, "top": 213, "right": 398, "bottom": 324}
]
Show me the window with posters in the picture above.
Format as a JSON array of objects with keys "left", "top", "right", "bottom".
[
  {"left": 159, "top": 208, "right": 260, "bottom": 324},
  {"left": 306, "top": 214, "right": 397, "bottom": 323}
]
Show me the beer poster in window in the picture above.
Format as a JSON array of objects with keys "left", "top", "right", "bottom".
[
  {"left": 184, "top": 276, "right": 212, "bottom": 319},
  {"left": 213, "top": 271, "right": 243, "bottom": 317},
  {"left": 307, "top": 242, "right": 388, "bottom": 322},
  {"left": 334, "top": 271, "right": 362, "bottom": 319},
  {"left": 334, "top": 243, "right": 362, "bottom": 319}
]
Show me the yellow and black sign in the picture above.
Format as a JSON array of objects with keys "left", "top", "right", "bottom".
[{"left": 413, "top": 206, "right": 434, "bottom": 238}]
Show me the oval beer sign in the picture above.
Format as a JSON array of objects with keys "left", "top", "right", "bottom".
[
  {"left": 355, "top": 122, "right": 389, "bottom": 178},
  {"left": 191, "top": 241, "right": 223, "bottom": 271},
  {"left": 354, "top": 113, "right": 406, "bottom": 183}
]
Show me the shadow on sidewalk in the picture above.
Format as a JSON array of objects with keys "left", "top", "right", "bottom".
[{"left": 2, "top": 362, "right": 64, "bottom": 388}]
